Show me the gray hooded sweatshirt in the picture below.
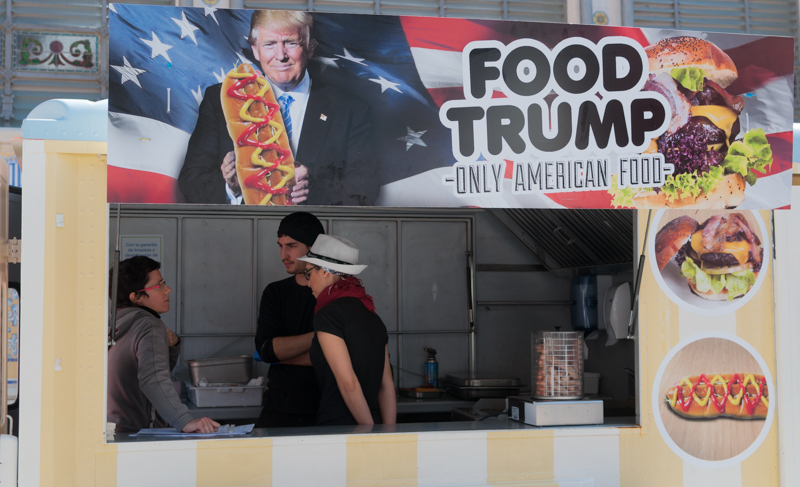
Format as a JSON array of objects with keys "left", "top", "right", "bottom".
[{"left": 107, "top": 306, "right": 193, "bottom": 432}]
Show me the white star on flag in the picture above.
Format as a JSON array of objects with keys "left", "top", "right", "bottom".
[
  {"left": 335, "top": 48, "right": 367, "bottom": 66},
  {"left": 140, "top": 32, "right": 173, "bottom": 63},
  {"left": 313, "top": 56, "right": 339, "bottom": 72},
  {"left": 213, "top": 67, "right": 226, "bottom": 83},
  {"left": 369, "top": 76, "right": 402, "bottom": 93},
  {"left": 236, "top": 51, "right": 251, "bottom": 66},
  {"left": 172, "top": 11, "right": 200, "bottom": 45},
  {"left": 191, "top": 86, "right": 203, "bottom": 105},
  {"left": 108, "top": 3, "right": 117, "bottom": 14},
  {"left": 398, "top": 127, "right": 427, "bottom": 151},
  {"left": 204, "top": 6, "right": 219, "bottom": 25},
  {"left": 111, "top": 56, "right": 147, "bottom": 88}
]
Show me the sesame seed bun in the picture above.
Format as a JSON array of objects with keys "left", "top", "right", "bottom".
[
  {"left": 654, "top": 215, "right": 698, "bottom": 271},
  {"left": 646, "top": 36, "right": 738, "bottom": 88}
]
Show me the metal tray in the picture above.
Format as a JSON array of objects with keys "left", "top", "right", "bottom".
[
  {"left": 398, "top": 388, "right": 443, "bottom": 399},
  {"left": 187, "top": 355, "right": 252, "bottom": 386},
  {"left": 446, "top": 385, "right": 522, "bottom": 400},
  {"left": 444, "top": 375, "right": 522, "bottom": 388}
]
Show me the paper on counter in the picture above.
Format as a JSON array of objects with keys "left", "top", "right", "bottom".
[{"left": 130, "top": 423, "right": 254, "bottom": 438}]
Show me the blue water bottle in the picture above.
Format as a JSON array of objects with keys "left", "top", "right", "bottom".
[{"left": 424, "top": 347, "right": 438, "bottom": 388}]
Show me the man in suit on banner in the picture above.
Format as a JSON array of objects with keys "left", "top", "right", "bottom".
[{"left": 179, "top": 10, "right": 377, "bottom": 206}]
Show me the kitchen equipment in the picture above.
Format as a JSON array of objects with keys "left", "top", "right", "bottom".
[
  {"left": 444, "top": 375, "right": 522, "bottom": 400},
  {"left": 583, "top": 372, "right": 601, "bottom": 395},
  {"left": 531, "top": 330, "right": 584, "bottom": 400},
  {"left": 424, "top": 347, "right": 438, "bottom": 388},
  {"left": 507, "top": 396, "right": 603, "bottom": 426},
  {"left": 185, "top": 381, "right": 264, "bottom": 408},
  {"left": 398, "top": 387, "right": 443, "bottom": 399},
  {"left": 187, "top": 355, "right": 252, "bottom": 386}
]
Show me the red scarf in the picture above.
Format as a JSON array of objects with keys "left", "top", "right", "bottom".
[{"left": 315, "top": 276, "right": 376, "bottom": 314}]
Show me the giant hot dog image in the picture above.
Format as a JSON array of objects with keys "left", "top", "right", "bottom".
[
  {"left": 665, "top": 373, "right": 768, "bottom": 419},
  {"left": 221, "top": 63, "right": 295, "bottom": 206}
]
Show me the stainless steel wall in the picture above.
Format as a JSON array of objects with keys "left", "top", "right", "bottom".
[{"left": 109, "top": 206, "right": 475, "bottom": 389}]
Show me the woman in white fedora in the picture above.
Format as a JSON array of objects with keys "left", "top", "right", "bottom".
[{"left": 298, "top": 235, "right": 396, "bottom": 426}]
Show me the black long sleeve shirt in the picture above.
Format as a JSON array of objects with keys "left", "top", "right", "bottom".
[{"left": 254, "top": 276, "right": 320, "bottom": 416}]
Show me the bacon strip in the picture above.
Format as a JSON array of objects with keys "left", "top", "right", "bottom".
[
  {"left": 730, "top": 213, "right": 762, "bottom": 266},
  {"left": 701, "top": 214, "right": 725, "bottom": 251}
]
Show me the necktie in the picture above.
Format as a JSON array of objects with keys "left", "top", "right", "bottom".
[{"left": 278, "top": 93, "right": 293, "bottom": 143}]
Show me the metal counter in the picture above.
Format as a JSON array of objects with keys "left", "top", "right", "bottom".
[{"left": 111, "top": 416, "right": 638, "bottom": 443}]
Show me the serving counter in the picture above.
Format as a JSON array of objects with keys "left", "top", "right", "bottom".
[{"left": 111, "top": 415, "right": 640, "bottom": 443}]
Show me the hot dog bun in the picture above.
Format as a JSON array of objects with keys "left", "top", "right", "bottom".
[
  {"left": 221, "top": 63, "right": 295, "bottom": 206},
  {"left": 665, "top": 373, "right": 768, "bottom": 419}
]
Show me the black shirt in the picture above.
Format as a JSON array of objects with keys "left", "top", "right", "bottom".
[
  {"left": 254, "top": 276, "right": 320, "bottom": 417},
  {"left": 310, "top": 297, "right": 388, "bottom": 426}
]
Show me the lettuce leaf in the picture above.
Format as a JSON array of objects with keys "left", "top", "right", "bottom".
[
  {"left": 723, "top": 128, "right": 773, "bottom": 186},
  {"left": 726, "top": 270, "right": 756, "bottom": 300},
  {"left": 608, "top": 174, "right": 637, "bottom": 208},
  {"left": 661, "top": 166, "right": 725, "bottom": 202},
  {"left": 671, "top": 67, "right": 706, "bottom": 91},
  {"left": 681, "top": 258, "right": 727, "bottom": 295},
  {"left": 680, "top": 257, "right": 755, "bottom": 300}
]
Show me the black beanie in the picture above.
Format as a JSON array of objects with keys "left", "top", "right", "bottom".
[{"left": 277, "top": 212, "right": 324, "bottom": 247}]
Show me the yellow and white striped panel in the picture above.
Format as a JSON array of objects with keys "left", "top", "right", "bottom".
[{"left": 109, "top": 429, "right": 628, "bottom": 487}]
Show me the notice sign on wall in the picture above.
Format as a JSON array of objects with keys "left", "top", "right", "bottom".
[
  {"left": 120, "top": 235, "right": 162, "bottom": 262},
  {"left": 108, "top": 5, "right": 794, "bottom": 209}
]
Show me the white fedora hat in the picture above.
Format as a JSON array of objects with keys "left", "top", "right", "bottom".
[{"left": 297, "top": 235, "right": 367, "bottom": 275}]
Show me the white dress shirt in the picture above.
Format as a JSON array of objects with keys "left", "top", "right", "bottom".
[{"left": 226, "top": 71, "right": 312, "bottom": 204}]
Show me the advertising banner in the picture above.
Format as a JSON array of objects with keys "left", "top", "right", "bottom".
[
  {"left": 643, "top": 209, "right": 776, "bottom": 468},
  {"left": 108, "top": 5, "right": 794, "bottom": 209}
]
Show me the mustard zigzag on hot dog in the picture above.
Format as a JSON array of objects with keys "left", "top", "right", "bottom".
[{"left": 665, "top": 373, "right": 768, "bottom": 419}]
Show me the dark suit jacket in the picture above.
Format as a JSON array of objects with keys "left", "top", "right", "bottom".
[{"left": 179, "top": 80, "right": 377, "bottom": 206}]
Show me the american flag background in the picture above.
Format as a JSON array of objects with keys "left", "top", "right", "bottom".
[{"left": 108, "top": 5, "right": 794, "bottom": 209}]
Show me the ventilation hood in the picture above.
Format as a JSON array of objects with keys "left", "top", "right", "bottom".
[{"left": 489, "top": 209, "right": 634, "bottom": 276}]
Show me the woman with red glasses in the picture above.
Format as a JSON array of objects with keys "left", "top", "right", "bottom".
[
  {"left": 107, "top": 256, "right": 219, "bottom": 434},
  {"left": 298, "top": 235, "right": 396, "bottom": 426}
]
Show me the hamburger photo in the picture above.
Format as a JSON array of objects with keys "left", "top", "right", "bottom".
[
  {"left": 655, "top": 212, "right": 763, "bottom": 301},
  {"left": 611, "top": 36, "right": 773, "bottom": 209}
]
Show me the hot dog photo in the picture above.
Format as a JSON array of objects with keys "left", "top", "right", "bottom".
[
  {"left": 649, "top": 209, "right": 768, "bottom": 313},
  {"left": 656, "top": 336, "right": 772, "bottom": 462},
  {"left": 221, "top": 63, "right": 296, "bottom": 206}
]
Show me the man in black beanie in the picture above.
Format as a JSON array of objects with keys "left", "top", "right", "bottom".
[{"left": 254, "top": 212, "right": 324, "bottom": 428}]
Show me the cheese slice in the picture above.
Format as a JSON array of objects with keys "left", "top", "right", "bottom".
[
  {"left": 690, "top": 231, "right": 750, "bottom": 266},
  {"left": 690, "top": 105, "right": 739, "bottom": 147}
]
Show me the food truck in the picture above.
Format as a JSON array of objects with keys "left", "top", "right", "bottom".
[{"left": 4, "top": 4, "right": 800, "bottom": 486}]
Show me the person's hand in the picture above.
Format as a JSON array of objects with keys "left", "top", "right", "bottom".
[
  {"left": 182, "top": 417, "right": 220, "bottom": 434},
  {"left": 166, "top": 328, "right": 179, "bottom": 347},
  {"left": 291, "top": 163, "right": 309, "bottom": 203},
  {"left": 221, "top": 151, "right": 240, "bottom": 194}
]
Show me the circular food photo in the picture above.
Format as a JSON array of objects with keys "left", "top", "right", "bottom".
[
  {"left": 649, "top": 209, "right": 768, "bottom": 315},
  {"left": 653, "top": 335, "right": 773, "bottom": 464}
]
